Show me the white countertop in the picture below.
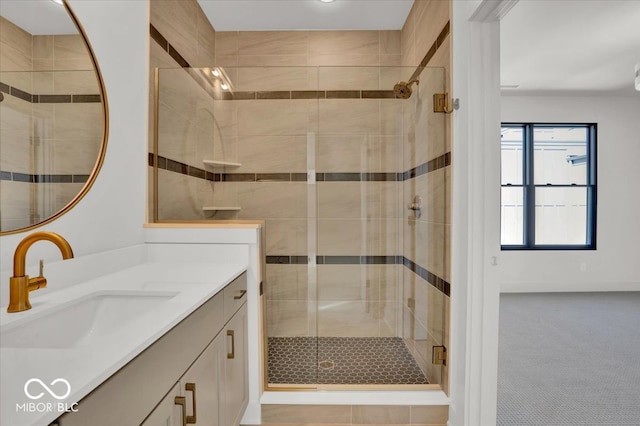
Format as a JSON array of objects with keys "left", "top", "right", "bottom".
[{"left": 0, "top": 261, "right": 247, "bottom": 426}]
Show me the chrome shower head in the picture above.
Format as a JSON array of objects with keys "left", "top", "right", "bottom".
[{"left": 393, "top": 79, "right": 419, "bottom": 99}]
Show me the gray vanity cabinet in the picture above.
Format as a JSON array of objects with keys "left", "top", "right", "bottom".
[
  {"left": 142, "top": 303, "right": 247, "bottom": 426},
  {"left": 57, "top": 272, "right": 248, "bottom": 426}
]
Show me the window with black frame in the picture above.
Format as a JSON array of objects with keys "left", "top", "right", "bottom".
[{"left": 500, "top": 123, "right": 597, "bottom": 249}]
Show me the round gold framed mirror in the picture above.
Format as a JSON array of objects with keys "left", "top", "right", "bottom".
[{"left": 0, "top": 0, "right": 108, "bottom": 235}]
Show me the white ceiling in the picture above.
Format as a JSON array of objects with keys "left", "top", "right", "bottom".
[
  {"left": 197, "top": 0, "right": 414, "bottom": 31},
  {"left": 0, "top": 0, "right": 76, "bottom": 35},
  {"left": 501, "top": 0, "right": 640, "bottom": 95}
]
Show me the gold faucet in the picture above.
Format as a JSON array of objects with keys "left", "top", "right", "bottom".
[{"left": 8, "top": 232, "right": 74, "bottom": 313}]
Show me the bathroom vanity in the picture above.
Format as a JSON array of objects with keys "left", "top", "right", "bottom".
[
  {"left": 58, "top": 271, "right": 248, "bottom": 426},
  {"left": 1, "top": 255, "right": 250, "bottom": 426}
]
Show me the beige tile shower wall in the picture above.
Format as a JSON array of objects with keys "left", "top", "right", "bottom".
[
  {"left": 401, "top": 0, "right": 451, "bottom": 392},
  {"left": 217, "top": 30, "right": 405, "bottom": 339},
  {"left": 149, "top": 0, "right": 216, "bottom": 221},
  {"left": 1, "top": 19, "right": 34, "bottom": 228},
  {"left": 150, "top": 0, "right": 216, "bottom": 67},
  {"left": 0, "top": 181, "right": 32, "bottom": 231},
  {"left": 316, "top": 264, "right": 401, "bottom": 337},
  {"left": 401, "top": 0, "right": 450, "bottom": 68},
  {"left": 215, "top": 30, "right": 401, "bottom": 67},
  {"left": 0, "top": 17, "right": 32, "bottom": 88}
]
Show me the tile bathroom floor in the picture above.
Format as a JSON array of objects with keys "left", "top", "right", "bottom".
[{"left": 267, "top": 336, "right": 428, "bottom": 385}]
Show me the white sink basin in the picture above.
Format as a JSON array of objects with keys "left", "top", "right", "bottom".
[{"left": 0, "top": 291, "right": 178, "bottom": 349}]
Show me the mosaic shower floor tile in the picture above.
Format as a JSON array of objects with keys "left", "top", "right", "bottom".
[{"left": 267, "top": 336, "right": 428, "bottom": 385}]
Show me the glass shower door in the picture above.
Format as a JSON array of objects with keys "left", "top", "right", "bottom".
[
  {"left": 312, "top": 65, "right": 447, "bottom": 388},
  {"left": 400, "top": 66, "right": 449, "bottom": 387}
]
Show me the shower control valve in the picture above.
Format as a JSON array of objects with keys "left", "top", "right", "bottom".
[{"left": 407, "top": 195, "right": 422, "bottom": 219}]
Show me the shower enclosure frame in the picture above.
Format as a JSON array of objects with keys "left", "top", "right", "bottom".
[{"left": 152, "top": 67, "right": 450, "bottom": 390}]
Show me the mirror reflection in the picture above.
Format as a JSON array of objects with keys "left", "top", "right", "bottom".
[{"left": 0, "top": 0, "right": 106, "bottom": 233}]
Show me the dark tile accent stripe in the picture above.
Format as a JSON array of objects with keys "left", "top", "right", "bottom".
[
  {"left": 39, "top": 94, "right": 71, "bottom": 103},
  {"left": 266, "top": 256, "right": 291, "bottom": 264},
  {"left": 10, "top": 87, "right": 31, "bottom": 102},
  {"left": 166, "top": 158, "right": 188, "bottom": 175},
  {"left": 324, "top": 256, "right": 361, "bottom": 265},
  {"left": 266, "top": 254, "right": 450, "bottom": 296},
  {"left": 34, "top": 174, "right": 72, "bottom": 183},
  {"left": 223, "top": 173, "right": 256, "bottom": 182},
  {"left": 410, "top": 20, "right": 450, "bottom": 84},
  {"left": 168, "top": 45, "right": 190, "bottom": 68},
  {"left": 257, "top": 173, "right": 290, "bottom": 182},
  {"left": 150, "top": 23, "right": 191, "bottom": 68},
  {"left": 321, "top": 172, "right": 400, "bottom": 182},
  {"left": 257, "top": 91, "right": 290, "bottom": 100},
  {"left": 214, "top": 89, "right": 400, "bottom": 101},
  {"left": 363, "top": 172, "right": 398, "bottom": 182},
  {"left": 0, "top": 81, "right": 100, "bottom": 104},
  {"left": 158, "top": 156, "right": 167, "bottom": 169},
  {"left": 152, "top": 154, "right": 216, "bottom": 182},
  {"left": 188, "top": 166, "right": 206, "bottom": 179},
  {"left": 73, "top": 94, "right": 101, "bottom": 103},
  {"left": 292, "top": 90, "right": 326, "bottom": 99},
  {"left": 149, "top": 24, "right": 168, "bottom": 50},
  {"left": 323, "top": 172, "right": 362, "bottom": 182},
  {"left": 291, "top": 173, "right": 308, "bottom": 182},
  {"left": 362, "top": 255, "right": 398, "bottom": 264},
  {"left": 403, "top": 152, "right": 451, "bottom": 181},
  {"left": 326, "top": 90, "right": 361, "bottom": 99},
  {"left": 437, "top": 21, "right": 451, "bottom": 48},
  {"left": 153, "top": 152, "right": 449, "bottom": 184},
  {"left": 362, "top": 90, "right": 396, "bottom": 99},
  {"left": 403, "top": 256, "right": 450, "bottom": 296},
  {"left": 220, "top": 91, "right": 256, "bottom": 100},
  {"left": 13, "top": 172, "right": 33, "bottom": 183},
  {"left": 0, "top": 171, "right": 88, "bottom": 184},
  {"left": 421, "top": 43, "right": 438, "bottom": 69}
]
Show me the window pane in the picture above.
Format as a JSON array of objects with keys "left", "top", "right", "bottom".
[
  {"left": 535, "top": 187, "right": 587, "bottom": 245},
  {"left": 501, "top": 127, "right": 523, "bottom": 185},
  {"left": 501, "top": 187, "right": 524, "bottom": 245},
  {"left": 534, "top": 126, "right": 587, "bottom": 185}
]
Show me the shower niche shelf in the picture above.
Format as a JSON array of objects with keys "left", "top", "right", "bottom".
[
  {"left": 203, "top": 160, "right": 242, "bottom": 168},
  {"left": 202, "top": 206, "right": 241, "bottom": 212}
]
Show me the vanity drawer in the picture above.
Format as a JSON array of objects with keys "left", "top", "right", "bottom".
[{"left": 223, "top": 271, "right": 247, "bottom": 323}]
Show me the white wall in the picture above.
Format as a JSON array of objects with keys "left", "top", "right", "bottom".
[
  {"left": 0, "top": 1, "right": 148, "bottom": 277},
  {"left": 499, "top": 95, "right": 640, "bottom": 290},
  {"left": 452, "top": 2, "right": 640, "bottom": 425}
]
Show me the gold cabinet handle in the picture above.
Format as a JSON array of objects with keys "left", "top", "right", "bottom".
[
  {"left": 185, "top": 383, "right": 197, "bottom": 424},
  {"left": 233, "top": 290, "right": 247, "bottom": 300},
  {"left": 227, "top": 330, "right": 235, "bottom": 359},
  {"left": 174, "top": 396, "right": 187, "bottom": 426}
]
